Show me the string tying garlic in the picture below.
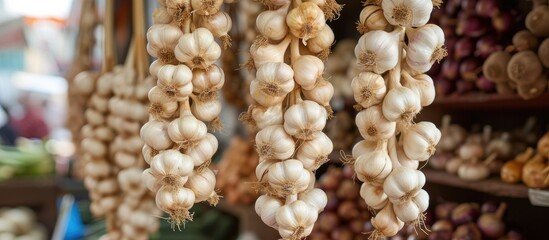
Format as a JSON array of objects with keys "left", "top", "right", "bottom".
[
  {"left": 142, "top": 0, "right": 231, "bottom": 228},
  {"left": 349, "top": 1, "right": 445, "bottom": 238}
]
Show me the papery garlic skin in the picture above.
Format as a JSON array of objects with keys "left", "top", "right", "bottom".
[
  {"left": 286, "top": 2, "right": 326, "bottom": 44},
  {"left": 357, "top": 5, "right": 389, "bottom": 34},
  {"left": 156, "top": 64, "right": 194, "bottom": 100},
  {"left": 381, "top": 0, "right": 433, "bottom": 28},
  {"left": 275, "top": 200, "right": 318, "bottom": 239},
  {"left": 295, "top": 132, "right": 333, "bottom": 171},
  {"left": 292, "top": 55, "right": 324, "bottom": 90},
  {"left": 267, "top": 160, "right": 312, "bottom": 196},
  {"left": 360, "top": 182, "right": 388, "bottom": 210},
  {"left": 250, "top": 62, "right": 295, "bottom": 107},
  {"left": 255, "top": 124, "right": 296, "bottom": 160},
  {"left": 352, "top": 71, "right": 387, "bottom": 108},
  {"left": 255, "top": 194, "right": 283, "bottom": 229},
  {"left": 382, "top": 86, "right": 421, "bottom": 127},
  {"left": 146, "top": 24, "right": 183, "bottom": 64},
  {"left": 401, "top": 121, "right": 441, "bottom": 161},
  {"left": 356, "top": 105, "right": 396, "bottom": 142},
  {"left": 354, "top": 30, "right": 400, "bottom": 74},
  {"left": 256, "top": 5, "right": 290, "bottom": 41}
]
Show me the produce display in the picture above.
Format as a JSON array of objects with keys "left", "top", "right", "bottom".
[
  {"left": 348, "top": 1, "right": 443, "bottom": 238},
  {"left": 140, "top": 0, "right": 232, "bottom": 229},
  {"left": 215, "top": 137, "right": 259, "bottom": 205},
  {"left": 483, "top": 1, "right": 549, "bottom": 99},
  {"left": 501, "top": 131, "right": 549, "bottom": 188},
  {"left": 0, "top": 207, "right": 47, "bottom": 240},
  {"left": 431, "top": 0, "right": 522, "bottom": 96},
  {"left": 239, "top": 0, "right": 341, "bottom": 238},
  {"left": 310, "top": 165, "right": 372, "bottom": 240},
  {"left": 0, "top": 144, "right": 53, "bottom": 181}
]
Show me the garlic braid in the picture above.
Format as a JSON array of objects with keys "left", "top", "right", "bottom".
[
  {"left": 350, "top": 1, "right": 443, "bottom": 239},
  {"left": 242, "top": 0, "right": 341, "bottom": 239},
  {"left": 141, "top": 0, "right": 232, "bottom": 228}
]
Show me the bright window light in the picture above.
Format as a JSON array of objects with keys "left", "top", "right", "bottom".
[{"left": 4, "top": 0, "right": 73, "bottom": 19}]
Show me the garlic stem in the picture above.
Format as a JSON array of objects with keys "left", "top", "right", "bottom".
[
  {"left": 290, "top": 36, "right": 301, "bottom": 64},
  {"left": 180, "top": 97, "right": 192, "bottom": 115},
  {"left": 183, "top": 18, "right": 192, "bottom": 33},
  {"left": 388, "top": 136, "right": 401, "bottom": 168},
  {"left": 387, "top": 27, "right": 405, "bottom": 90}
]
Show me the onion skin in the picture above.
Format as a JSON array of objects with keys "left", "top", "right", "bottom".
[
  {"left": 526, "top": 5, "right": 549, "bottom": 37},
  {"left": 483, "top": 51, "right": 512, "bottom": 83},
  {"left": 430, "top": 151, "right": 453, "bottom": 170},
  {"left": 337, "top": 200, "right": 359, "bottom": 221},
  {"left": 475, "top": 36, "right": 502, "bottom": 59},
  {"left": 538, "top": 38, "right": 549, "bottom": 68},
  {"left": 435, "top": 202, "right": 458, "bottom": 219},
  {"left": 453, "top": 223, "right": 482, "bottom": 240},
  {"left": 475, "top": 0, "right": 499, "bottom": 17},
  {"left": 500, "top": 160, "right": 523, "bottom": 184},
  {"left": 336, "top": 180, "right": 359, "bottom": 200},
  {"left": 456, "top": 80, "right": 476, "bottom": 94},
  {"left": 442, "top": 59, "right": 460, "bottom": 80},
  {"left": 324, "top": 191, "right": 339, "bottom": 211},
  {"left": 429, "top": 230, "right": 453, "bottom": 240},
  {"left": 451, "top": 203, "right": 480, "bottom": 225},
  {"left": 512, "top": 30, "right": 540, "bottom": 52},
  {"left": 331, "top": 227, "right": 353, "bottom": 240},
  {"left": 480, "top": 201, "right": 498, "bottom": 213},
  {"left": 432, "top": 219, "right": 454, "bottom": 232},
  {"left": 492, "top": 11, "right": 513, "bottom": 33},
  {"left": 457, "top": 14, "right": 487, "bottom": 38},
  {"left": 455, "top": 38, "right": 475, "bottom": 60},
  {"left": 477, "top": 203, "right": 506, "bottom": 239},
  {"left": 459, "top": 58, "right": 480, "bottom": 82},
  {"left": 476, "top": 76, "right": 495, "bottom": 93},
  {"left": 435, "top": 76, "right": 456, "bottom": 96},
  {"left": 317, "top": 212, "right": 339, "bottom": 232}
]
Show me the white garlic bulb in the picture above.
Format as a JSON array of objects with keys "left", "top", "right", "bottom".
[
  {"left": 250, "top": 62, "right": 295, "bottom": 107},
  {"left": 298, "top": 188, "right": 328, "bottom": 213},
  {"left": 393, "top": 189, "right": 429, "bottom": 223},
  {"left": 184, "top": 168, "right": 216, "bottom": 203},
  {"left": 157, "top": 64, "right": 194, "bottom": 100},
  {"left": 256, "top": 4, "right": 290, "bottom": 41},
  {"left": 351, "top": 71, "right": 387, "bottom": 108},
  {"left": 174, "top": 28, "right": 221, "bottom": 69},
  {"left": 255, "top": 194, "right": 283, "bottom": 229},
  {"left": 284, "top": 100, "right": 327, "bottom": 140},
  {"left": 148, "top": 86, "right": 179, "bottom": 120},
  {"left": 184, "top": 133, "right": 218, "bottom": 167},
  {"left": 402, "top": 72, "right": 435, "bottom": 107},
  {"left": 381, "top": 0, "right": 433, "bottom": 28},
  {"left": 155, "top": 186, "right": 195, "bottom": 225},
  {"left": 306, "top": 25, "right": 335, "bottom": 55},
  {"left": 190, "top": 98, "right": 222, "bottom": 122},
  {"left": 167, "top": 114, "right": 208, "bottom": 149},
  {"left": 255, "top": 124, "right": 296, "bottom": 160},
  {"left": 140, "top": 120, "right": 173, "bottom": 151},
  {"left": 295, "top": 132, "right": 333, "bottom": 171},
  {"left": 292, "top": 55, "right": 325, "bottom": 90},
  {"left": 382, "top": 86, "right": 421, "bottom": 127},
  {"left": 250, "top": 104, "right": 284, "bottom": 130},
  {"left": 401, "top": 121, "right": 441, "bottom": 161},
  {"left": 267, "top": 160, "right": 312, "bottom": 196},
  {"left": 149, "top": 150, "right": 194, "bottom": 182},
  {"left": 405, "top": 24, "right": 446, "bottom": 73},
  {"left": 354, "top": 149, "right": 393, "bottom": 183},
  {"left": 191, "top": 0, "right": 223, "bottom": 16},
  {"left": 354, "top": 29, "right": 400, "bottom": 74},
  {"left": 250, "top": 37, "right": 291, "bottom": 68},
  {"left": 360, "top": 182, "right": 388, "bottom": 210},
  {"left": 146, "top": 24, "right": 183, "bottom": 64},
  {"left": 356, "top": 105, "right": 396, "bottom": 142},
  {"left": 275, "top": 200, "right": 318, "bottom": 239},
  {"left": 352, "top": 140, "right": 378, "bottom": 160}
]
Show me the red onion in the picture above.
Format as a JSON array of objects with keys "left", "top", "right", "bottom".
[
  {"left": 442, "top": 59, "right": 460, "bottom": 79},
  {"left": 439, "top": 15, "right": 457, "bottom": 28},
  {"left": 475, "top": 36, "right": 502, "bottom": 58},
  {"left": 318, "top": 169, "right": 341, "bottom": 190},
  {"left": 435, "top": 77, "right": 456, "bottom": 96},
  {"left": 476, "top": 0, "right": 499, "bottom": 17},
  {"left": 338, "top": 200, "right": 359, "bottom": 220},
  {"left": 429, "top": 230, "right": 453, "bottom": 240},
  {"left": 492, "top": 11, "right": 514, "bottom": 33},
  {"left": 477, "top": 203, "right": 506, "bottom": 238},
  {"left": 432, "top": 219, "right": 454, "bottom": 232},
  {"left": 457, "top": 14, "right": 488, "bottom": 37},
  {"left": 481, "top": 202, "right": 498, "bottom": 213},
  {"left": 445, "top": 37, "right": 457, "bottom": 60},
  {"left": 331, "top": 227, "right": 353, "bottom": 240},
  {"left": 453, "top": 223, "right": 482, "bottom": 240},
  {"left": 476, "top": 76, "right": 496, "bottom": 92},
  {"left": 451, "top": 203, "right": 480, "bottom": 225},
  {"left": 342, "top": 165, "right": 354, "bottom": 179},
  {"left": 507, "top": 230, "right": 524, "bottom": 240},
  {"left": 445, "top": 0, "right": 463, "bottom": 16},
  {"left": 309, "top": 232, "right": 330, "bottom": 240},
  {"left": 363, "top": 220, "right": 375, "bottom": 232},
  {"left": 337, "top": 180, "right": 359, "bottom": 200},
  {"left": 461, "top": 0, "right": 478, "bottom": 13},
  {"left": 455, "top": 38, "right": 475, "bottom": 60},
  {"left": 459, "top": 58, "right": 480, "bottom": 81},
  {"left": 349, "top": 219, "right": 364, "bottom": 234},
  {"left": 435, "top": 202, "right": 458, "bottom": 219},
  {"left": 324, "top": 191, "right": 339, "bottom": 211},
  {"left": 456, "top": 80, "right": 476, "bottom": 94},
  {"left": 317, "top": 212, "right": 339, "bottom": 232}
]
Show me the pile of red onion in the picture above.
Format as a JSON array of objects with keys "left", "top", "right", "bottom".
[{"left": 430, "top": 0, "right": 523, "bottom": 96}]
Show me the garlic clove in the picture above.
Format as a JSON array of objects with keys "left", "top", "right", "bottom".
[
  {"left": 356, "top": 105, "right": 396, "bottom": 142},
  {"left": 255, "top": 124, "right": 296, "bottom": 160},
  {"left": 351, "top": 71, "right": 387, "bottom": 108},
  {"left": 295, "top": 131, "right": 333, "bottom": 171},
  {"left": 354, "top": 29, "right": 400, "bottom": 74},
  {"left": 283, "top": 100, "right": 327, "bottom": 140},
  {"left": 255, "top": 194, "right": 283, "bottom": 229},
  {"left": 286, "top": 2, "right": 326, "bottom": 44},
  {"left": 402, "top": 121, "right": 441, "bottom": 161},
  {"left": 298, "top": 188, "right": 327, "bottom": 213}
]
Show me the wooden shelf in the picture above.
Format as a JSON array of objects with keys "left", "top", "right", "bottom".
[
  {"left": 431, "top": 93, "right": 549, "bottom": 110},
  {"left": 423, "top": 169, "right": 528, "bottom": 198}
]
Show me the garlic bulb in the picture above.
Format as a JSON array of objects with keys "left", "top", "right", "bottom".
[
  {"left": 140, "top": 120, "right": 172, "bottom": 151},
  {"left": 303, "top": 0, "right": 343, "bottom": 21},
  {"left": 275, "top": 200, "right": 318, "bottom": 239},
  {"left": 351, "top": 71, "right": 387, "bottom": 108},
  {"left": 155, "top": 186, "right": 195, "bottom": 225},
  {"left": 267, "top": 160, "right": 312, "bottom": 196},
  {"left": 402, "top": 72, "right": 435, "bottom": 107},
  {"left": 302, "top": 79, "right": 334, "bottom": 111},
  {"left": 249, "top": 37, "right": 291, "bottom": 68},
  {"left": 185, "top": 168, "right": 217, "bottom": 204},
  {"left": 392, "top": 189, "right": 429, "bottom": 223},
  {"left": 401, "top": 121, "right": 441, "bottom": 161},
  {"left": 286, "top": 2, "right": 326, "bottom": 44},
  {"left": 149, "top": 150, "right": 194, "bottom": 184},
  {"left": 255, "top": 124, "right": 296, "bottom": 160},
  {"left": 295, "top": 132, "right": 333, "bottom": 171},
  {"left": 381, "top": 0, "right": 433, "bottom": 28},
  {"left": 249, "top": 104, "right": 284, "bottom": 130},
  {"left": 255, "top": 194, "right": 283, "bottom": 229},
  {"left": 283, "top": 100, "right": 327, "bottom": 140},
  {"left": 148, "top": 86, "right": 179, "bottom": 119},
  {"left": 405, "top": 24, "right": 446, "bottom": 73},
  {"left": 146, "top": 24, "right": 182, "bottom": 64},
  {"left": 183, "top": 133, "right": 218, "bottom": 167},
  {"left": 191, "top": 0, "right": 223, "bottom": 16},
  {"left": 256, "top": 4, "right": 290, "bottom": 41},
  {"left": 354, "top": 30, "right": 400, "bottom": 74},
  {"left": 192, "top": 65, "right": 225, "bottom": 101},
  {"left": 166, "top": 0, "right": 192, "bottom": 24},
  {"left": 306, "top": 25, "right": 335, "bottom": 58},
  {"left": 250, "top": 62, "right": 295, "bottom": 107},
  {"left": 356, "top": 105, "right": 396, "bottom": 142},
  {"left": 383, "top": 167, "right": 426, "bottom": 203},
  {"left": 360, "top": 182, "right": 388, "bottom": 210},
  {"left": 352, "top": 140, "right": 378, "bottom": 160},
  {"left": 167, "top": 114, "right": 208, "bottom": 149},
  {"left": 190, "top": 98, "right": 222, "bottom": 122},
  {"left": 292, "top": 55, "right": 324, "bottom": 90},
  {"left": 156, "top": 64, "right": 194, "bottom": 100},
  {"left": 297, "top": 188, "right": 327, "bottom": 212},
  {"left": 354, "top": 149, "right": 393, "bottom": 183},
  {"left": 370, "top": 203, "right": 405, "bottom": 238},
  {"left": 174, "top": 28, "right": 221, "bottom": 69},
  {"left": 357, "top": 5, "right": 389, "bottom": 34},
  {"left": 382, "top": 86, "right": 421, "bottom": 127},
  {"left": 198, "top": 12, "right": 232, "bottom": 48}
]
